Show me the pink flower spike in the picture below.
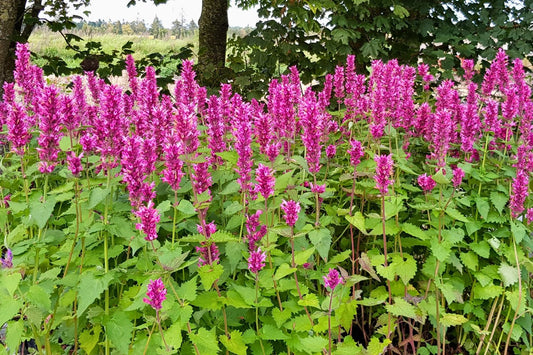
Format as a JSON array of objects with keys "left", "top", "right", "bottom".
[
  {"left": 248, "top": 248, "right": 267, "bottom": 274},
  {"left": 280, "top": 200, "right": 301, "bottom": 227},
  {"left": 143, "top": 278, "right": 167, "bottom": 310},
  {"left": 526, "top": 208, "right": 533, "bottom": 224},
  {"left": 255, "top": 163, "right": 275, "bottom": 200},
  {"left": 374, "top": 154, "right": 394, "bottom": 195},
  {"left": 135, "top": 201, "right": 160, "bottom": 241},
  {"left": 417, "top": 173, "right": 436, "bottom": 192},
  {"left": 323, "top": 268, "right": 344, "bottom": 291},
  {"left": 67, "top": 151, "right": 83, "bottom": 177},
  {"left": 310, "top": 183, "right": 326, "bottom": 194},
  {"left": 452, "top": 167, "right": 465, "bottom": 188},
  {"left": 326, "top": 145, "right": 337, "bottom": 159},
  {"left": 347, "top": 139, "right": 364, "bottom": 167}
]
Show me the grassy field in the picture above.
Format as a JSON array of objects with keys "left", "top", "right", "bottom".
[{"left": 29, "top": 29, "right": 198, "bottom": 69}]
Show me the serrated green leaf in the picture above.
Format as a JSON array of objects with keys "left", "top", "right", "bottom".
[
  {"left": 386, "top": 297, "right": 418, "bottom": 319},
  {"left": 335, "top": 300, "right": 358, "bottom": 332},
  {"left": 27, "top": 284, "right": 51, "bottom": 312},
  {"left": 334, "top": 336, "right": 364, "bottom": 354},
  {"left": 220, "top": 330, "right": 247, "bottom": 355},
  {"left": 198, "top": 263, "right": 224, "bottom": 290},
  {"left": 490, "top": 191, "right": 508, "bottom": 214},
  {"left": 393, "top": 4, "right": 409, "bottom": 18},
  {"left": 272, "top": 308, "right": 292, "bottom": 328},
  {"left": 285, "top": 315, "right": 313, "bottom": 332},
  {"left": 177, "top": 199, "right": 196, "bottom": 215},
  {"left": 498, "top": 262, "right": 519, "bottom": 287},
  {"left": 328, "top": 249, "right": 351, "bottom": 264},
  {"left": 460, "top": 251, "right": 478, "bottom": 271},
  {"left": 88, "top": 187, "right": 109, "bottom": 209},
  {"left": 224, "top": 201, "right": 243, "bottom": 215},
  {"left": 441, "top": 228, "right": 465, "bottom": 244},
  {"left": 511, "top": 220, "right": 526, "bottom": 243},
  {"left": 401, "top": 223, "right": 428, "bottom": 240},
  {"left": 275, "top": 170, "right": 294, "bottom": 192},
  {"left": 260, "top": 324, "right": 288, "bottom": 340},
  {"left": 6, "top": 320, "right": 24, "bottom": 353},
  {"left": 294, "top": 247, "right": 316, "bottom": 265},
  {"left": 1, "top": 272, "right": 22, "bottom": 297},
  {"left": 391, "top": 254, "right": 417, "bottom": 285},
  {"left": 300, "top": 335, "right": 328, "bottom": 354},
  {"left": 440, "top": 313, "right": 468, "bottom": 327},
  {"left": 190, "top": 328, "right": 220, "bottom": 354},
  {"left": 298, "top": 293, "right": 320, "bottom": 308},
  {"left": 346, "top": 212, "right": 366, "bottom": 233},
  {"left": 79, "top": 325, "right": 101, "bottom": 355},
  {"left": 431, "top": 239, "right": 452, "bottom": 262},
  {"left": 220, "top": 181, "right": 241, "bottom": 195},
  {"left": 308, "top": 228, "right": 331, "bottom": 261},
  {"left": 470, "top": 240, "right": 491, "bottom": 258},
  {"left": 166, "top": 321, "right": 183, "bottom": 350},
  {"left": 445, "top": 207, "right": 469, "bottom": 222},
  {"left": 433, "top": 169, "right": 450, "bottom": 185},
  {"left": 30, "top": 197, "right": 56, "bottom": 229},
  {"left": 367, "top": 336, "right": 392, "bottom": 355},
  {"left": 77, "top": 271, "right": 113, "bottom": 316},
  {"left": 106, "top": 311, "right": 133, "bottom": 355},
  {"left": 226, "top": 241, "right": 245, "bottom": 273},
  {"left": 473, "top": 283, "right": 503, "bottom": 299},
  {"left": 274, "top": 263, "right": 297, "bottom": 280},
  {"left": 475, "top": 197, "right": 490, "bottom": 220}
]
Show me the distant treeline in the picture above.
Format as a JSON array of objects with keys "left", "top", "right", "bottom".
[{"left": 36, "top": 18, "right": 252, "bottom": 39}]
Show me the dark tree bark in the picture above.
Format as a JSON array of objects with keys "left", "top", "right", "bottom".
[
  {"left": 0, "top": 0, "right": 21, "bottom": 96},
  {"left": 198, "top": 0, "right": 229, "bottom": 74}
]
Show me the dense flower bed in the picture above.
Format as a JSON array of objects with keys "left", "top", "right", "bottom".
[{"left": 0, "top": 44, "right": 532, "bottom": 354}]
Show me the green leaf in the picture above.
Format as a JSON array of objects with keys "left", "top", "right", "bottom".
[
  {"left": 88, "top": 187, "right": 110, "bottom": 209},
  {"left": 298, "top": 293, "right": 320, "bottom": 309},
  {"left": 30, "top": 197, "right": 56, "bottom": 229},
  {"left": 260, "top": 324, "right": 288, "bottom": 340},
  {"left": 6, "top": 320, "right": 24, "bottom": 353},
  {"left": 335, "top": 336, "right": 364, "bottom": 354},
  {"left": 328, "top": 250, "right": 351, "bottom": 265},
  {"left": 431, "top": 239, "right": 452, "bottom": 262},
  {"left": 190, "top": 328, "right": 220, "bottom": 354},
  {"left": 391, "top": 254, "right": 417, "bottom": 285},
  {"left": 225, "top": 241, "right": 245, "bottom": 273},
  {"left": 220, "top": 330, "right": 247, "bottom": 355},
  {"left": 498, "top": 262, "right": 519, "bottom": 287},
  {"left": 274, "top": 263, "right": 297, "bottom": 280},
  {"left": 460, "top": 251, "right": 478, "bottom": 271},
  {"left": 470, "top": 240, "right": 491, "bottom": 258},
  {"left": 511, "top": 220, "right": 526, "bottom": 243},
  {"left": 198, "top": 263, "right": 224, "bottom": 290},
  {"left": 346, "top": 212, "right": 366, "bottom": 233},
  {"left": 294, "top": 247, "right": 316, "bottom": 265},
  {"left": 216, "top": 151, "right": 239, "bottom": 165},
  {"left": 166, "top": 321, "right": 183, "bottom": 350},
  {"left": 308, "top": 228, "right": 331, "bottom": 261},
  {"left": 401, "top": 223, "right": 428, "bottom": 240},
  {"left": 335, "top": 299, "right": 358, "bottom": 332},
  {"left": 177, "top": 199, "right": 196, "bottom": 215},
  {"left": 27, "top": 284, "right": 52, "bottom": 312},
  {"left": 473, "top": 283, "right": 503, "bottom": 300},
  {"left": 475, "top": 197, "right": 490, "bottom": 220},
  {"left": 440, "top": 313, "right": 468, "bottom": 327},
  {"left": 490, "top": 191, "right": 508, "bottom": 214},
  {"left": 393, "top": 4, "right": 410, "bottom": 18},
  {"left": 220, "top": 181, "right": 241, "bottom": 195},
  {"left": 1, "top": 272, "right": 22, "bottom": 297},
  {"left": 192, "top": 290, "right": 223, "bottom": 310},
  {"left": 106, "top": 311, "right": 133, "bottom": 355},
  {"left": 445, "top": 207, "right": 469, "bottom": 223},
  {"left": 433, "top": 169, "right": 450, "bottom": 185},
  {"left": 299, "top": 335, "right": 328, "bottom": 354},
  {"left": 77, "top": 270, "right": 113, "bottom": 316},
  {"left": 79, "top": 325, "right": 101, "bottom": 355},
  {"left": 275, "top": 170, "right": 294, "bottom": 192},
  {"left": 272, "top": 308, "right": 292, "bottom": 328},
  {"left": 386, "top": 297, "right": 418, "bottom": 319},
  {"left": 0, "top": 293, "right": 22, "bottom": 326},
  {"left": 224, "top": 201, "right": 243, "bottom": 215},
  {"left": 156, "top": 200, "right": 171, "bottom": 215},
  {"left": 367, "top": 336, "right": 392, "bottom": 355},
  {"left": 441, "top": 228, "right": 465, "bottom": 244}
]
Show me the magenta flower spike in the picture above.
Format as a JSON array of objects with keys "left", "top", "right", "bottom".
[
  {"left": 510, "top": 169, "right": 529, "bottom": 218},
  {"left": 526, "top": 208, "right": 533, "bottom": 224},
  {"left": 326, "top": 145, "right": 337, "bottom": 159},
  {"left": 192, "top": 161, "right": 213, "bottom": 202},
  {"left": 323, "top": 268, "right": 344, "bottom": 291},
  {"left": 5, "top": 100, "right": 31, "bottom": 156},
  {"left": 280, "top": 200, "right": 301, "bottom": 227},
  {"left": 417, "top": 173, "right": 436, "bottom": 192},
  {"left": 135, "top": 201, "right": 160, "bottom": 241},
  {"left": 1, "top": 249, "right": 13, "bottom": 269},
  {"left": 233, "top": 96, "right": 254, "bottom": 194},
  {"left": 125, "top": 54, "right": 139, "bottom": 98},
  {"left": 206, "top": 95, "right": 227, "bottom": 167},
  {"left": 333, "top": 65, "right": 345, "bottom": 103},
  {"left": 143, "top": 278, "right": 167, "bottom": 310},
  {"left": 161, "top": 132, "right": 185, "bottom": 192},
  {"left": 374, "top": 154, "right": 394, "bottom": 195},
  {"left": 462, "top": 59, "right": 475, "bottom": 81},
  {"left": 248, "top": 248, "right": 267, "bottom": 274},
  {"left": 299, "top": 88, "right": 324, "bottom": 174},
  {"left": 37, "top": 85, "right": 64, "bottom": 174},
  {"left": 245, "top": 210, "right": 267, "bottom": 251},
  {"left": 347, "top": 139, "right": 364, "bottom": 167},
  {"left": 67, "top": 151, "right": 83, "bottom": 177},
  {"left": 452, "top": 167, "right": 465, "bottom": 188},
  {"left": 255, "top": 163, "right": 275, "bottom": 200}
]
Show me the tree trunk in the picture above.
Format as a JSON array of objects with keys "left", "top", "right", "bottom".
[
  {"left": 0, "top": 0, "right": 19, "bottom": 96},
  {"left": 198, "top": 0, "right": 229, "bottom": 75}
]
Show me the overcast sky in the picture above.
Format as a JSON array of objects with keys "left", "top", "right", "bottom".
[{"left": 82, "top": 0, "right": 259, "bottom": 28}]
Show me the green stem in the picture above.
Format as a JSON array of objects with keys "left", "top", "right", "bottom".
[
  {"left": 172, "top": 191, "right": 178, "bottom": 246},
  {"left": 255, "top": 273, "right": 266, "bottom": 355},
  {"left": 327, "top": 291, "right": 334, "bottom": 355},
  {"left": 156, "top": 310, "right": 170, "bottom": 352}
]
